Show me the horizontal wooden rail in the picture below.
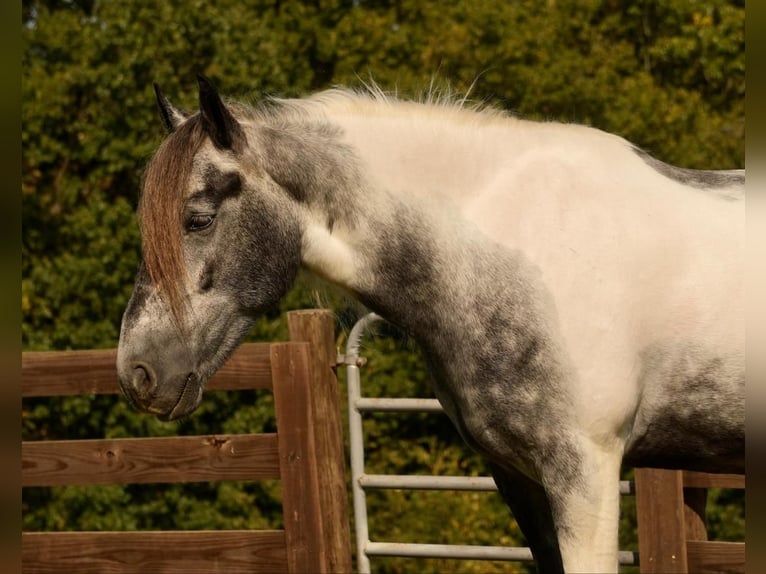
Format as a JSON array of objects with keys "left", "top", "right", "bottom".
[
  {"left": 682, "top": 471, "right": 744, "bottom": 489},
  {"left": 686, "top": 540, "right": 745, "bottom": 574},
  {"left": 22, "top": 433, "right": 279, "bottom": 487},
  {"left": 22, "top": 343, "right": 273, "bottom": 397},
  {"left": 22, "top": 530, "right": 288, "bottom": 574}
]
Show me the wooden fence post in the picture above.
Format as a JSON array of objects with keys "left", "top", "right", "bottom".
[
  {"left": 271, "top": 342, "right": 325, "bottom": 573},
  {"left": 635, "top": 468, "right": 689, "bottom": 573},
  {"left": 287, "top": 310, "right": 352, "bottom": 573},
  {"left": 635, "top": 468, "right": 745, "bottom": 574}
]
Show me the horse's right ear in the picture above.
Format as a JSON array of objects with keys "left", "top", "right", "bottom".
[{"left": 154, "top": 83, "right": 189, "bottom": 133}]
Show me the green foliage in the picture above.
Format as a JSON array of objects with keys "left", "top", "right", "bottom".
[
  {"left": 22, "top": 193, "right": 139, "bottom": 350},
  {"left": 22, "top": 1, "right": 744, "bottom": 572}
]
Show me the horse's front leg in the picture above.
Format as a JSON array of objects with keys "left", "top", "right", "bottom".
[
  {"left": 492, "top": 438, "right": 623, "bottom": 574},
  {"left": 548, "top": 439, "right": 624, "bottom": 573},
  {"left": 489, "top": 462, "right": 565, "bottom": 573}
]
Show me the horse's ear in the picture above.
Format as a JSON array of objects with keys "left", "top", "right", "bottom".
[
  {"left": 153, "top": 83, "right": 189, "bottom": 133},
  {"left": 197, "top": 74, "right": 243, "bottom": 151}
]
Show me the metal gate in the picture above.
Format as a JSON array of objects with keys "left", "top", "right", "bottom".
[{"left": 342, "top": 312, "right": 638, "bottom": 572}]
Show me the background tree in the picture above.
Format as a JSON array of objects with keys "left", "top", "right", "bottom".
[{"left": 22, "top": 1, "right": 745, "bottom": 572}]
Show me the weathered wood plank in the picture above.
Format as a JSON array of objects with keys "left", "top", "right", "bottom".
[
  {"left": 21, "top": 530, "right": 288, "bottom": 574},
  {"left": 22, "top": 348, "right": 119, "bottom": 397},
  {"left": 287, "top": 310, "right": 352, "bottom": 573},
  {"left": 636, "top": 468, "right": 688, "bottom": 573},
  {"left": 22, "top": 434, "right": 280, "bottom": 487},
  {"left": 682, "top": 486, "right": 708, "bottom": 542},
  {"left": 22, "top": 343, "right": 273, "bottom": 397},
  {"left": 207, "top": 343, "right": 273, "bottom": 392},
  {"left": 682, "top": 471, "right": 745, "bottom": 490},
  {"left": 686, "top": 540, "right": 745, "bottom": 574},
  {"left": 271, "top": 343, "right": 326, "bottom": 574}
]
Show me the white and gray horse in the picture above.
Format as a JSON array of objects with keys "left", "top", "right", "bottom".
[{"left": 117, "top": 76, "right": 745, "bottom": 573}]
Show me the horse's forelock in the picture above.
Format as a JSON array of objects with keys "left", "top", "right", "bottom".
[{"left": 139, "top": 116, "right": 206, "bottom": 327}]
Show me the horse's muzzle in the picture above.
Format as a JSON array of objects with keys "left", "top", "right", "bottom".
[{"left": 117, "top": 360, "right": 200, "bottom": 420}]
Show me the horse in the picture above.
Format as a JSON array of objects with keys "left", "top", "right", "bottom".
[{"left": 116, "top": 75, "right": 745, "bottom": 573}]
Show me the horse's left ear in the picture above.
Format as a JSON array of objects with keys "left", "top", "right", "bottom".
[
  {"left": 154, "top": 83, "right": 189, "bottom": 133},
  {"left": 197, "top": 74, "right": 244, "bottom": 151}
]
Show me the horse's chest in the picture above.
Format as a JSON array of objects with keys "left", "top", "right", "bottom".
[{"left": 423, "top": 327, "right": 577, "bottom": 479}]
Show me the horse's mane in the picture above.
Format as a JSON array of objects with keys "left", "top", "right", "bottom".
[
  {"left": 257, "top": 82, "right": 510, "bottom": 127},
  {"left": 140, "top": 114, "right": 206, "bottom": 327}
]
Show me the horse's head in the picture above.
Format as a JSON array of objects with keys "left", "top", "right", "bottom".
[{"left": 116, "top": 76, "right": 302, "bottom": 420}]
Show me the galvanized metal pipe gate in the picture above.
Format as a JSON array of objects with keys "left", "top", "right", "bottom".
[{"left": 342, "top": 312, "right": 638, "bottom": 573}]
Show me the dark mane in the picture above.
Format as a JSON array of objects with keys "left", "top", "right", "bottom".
[{"left": 139, "top": 114, "right": 206, "bottom": 326}]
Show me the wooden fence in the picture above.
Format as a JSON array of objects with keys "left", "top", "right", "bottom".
[
  {"left": 635, "top": 467, "right": 745, "bottom": 574},
  {"left": 22, "top": 310, "right": 352, "bottom": 574}
]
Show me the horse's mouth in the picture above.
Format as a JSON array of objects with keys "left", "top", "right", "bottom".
[{"left": 160, "top": 373, "right": 202, "bottom": 421}]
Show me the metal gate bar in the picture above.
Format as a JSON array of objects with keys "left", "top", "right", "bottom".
[
  {"left": 366, "top": 542, "right": 535, "bottom": 561},
  {"left": 343, "top": 313, "right": 638, "bottom": 572},
  {"left": 355, "top": 397, "right": 444, "bottom": 412},
  {"left": 360, "top": 473, "right": 634, "bottom": 495},
  {"left": 359, "top": 474, "right": 498, "bottom": 491}
]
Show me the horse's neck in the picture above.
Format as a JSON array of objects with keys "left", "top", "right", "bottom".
[
  {"left": 316, "top": 112, "right": 570, "bottom": 429},
  {"left": 293, "top": 109, "right": 551, "bottom": 352},
  {"left": 333, "top": 110, "right": 522, "bottom": 204}
]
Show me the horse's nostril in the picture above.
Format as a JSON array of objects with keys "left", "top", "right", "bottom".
[{"left": 132, "top": 364, "right": 156, "bottom": 398}]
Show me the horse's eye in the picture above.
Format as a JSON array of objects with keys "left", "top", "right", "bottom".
[{"left": 187, "top": 214, "right": 215, "bottom": 232}]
